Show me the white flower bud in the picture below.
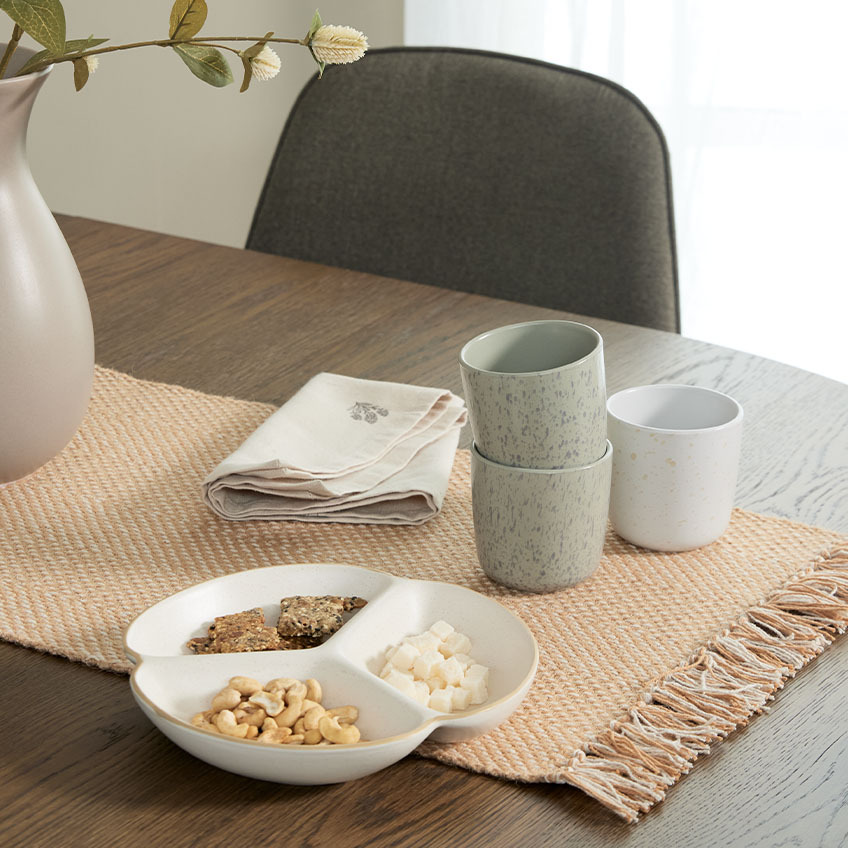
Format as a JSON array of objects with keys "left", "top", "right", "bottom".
[
  {"left": 249, "top": 45, "right": 281, "bottom": 81},
  {"left": 311, "top": 25, "right": 368, "bottom": 65}
]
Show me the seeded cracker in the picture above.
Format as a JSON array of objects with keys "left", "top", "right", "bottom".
[
  {"left": 278, "top": 595, "right": 367, "bottom": 639},
  {"left": 278, "top": 634, "right": 324, "bottom": 650},
  {"left": 186, "top": 607, "right": 281, "bottom": 654}
]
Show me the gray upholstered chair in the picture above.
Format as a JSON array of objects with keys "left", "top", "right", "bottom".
[{"left": 247, "top": 47, "right": 680, "bottom": 332}]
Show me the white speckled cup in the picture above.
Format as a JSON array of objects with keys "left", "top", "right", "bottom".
[
  {"left": 460, "top": 321, "right": 606, "bottom": 470},
  {"left": 607, "top": 384, "right": 744, "bottom": 552},
  {"left": 471, "top": 440, "right": 612, "bottom": 592}
]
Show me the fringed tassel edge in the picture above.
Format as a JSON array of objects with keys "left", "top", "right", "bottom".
[{"left": 561, "top": 547, "right": 848, "bottom": 823}]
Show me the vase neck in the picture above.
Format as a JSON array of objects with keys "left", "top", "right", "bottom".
[{"left": 0, "top": 57, "right": 51, "bottom": 172}]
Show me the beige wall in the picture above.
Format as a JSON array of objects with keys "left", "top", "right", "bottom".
[{"left": 26, "top": 2, "right": 403, "bottom": 248}]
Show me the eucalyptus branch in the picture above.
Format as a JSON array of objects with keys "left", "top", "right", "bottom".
[
  {"left": 0, "top": 23, "right": 23, "bottom": 78},
  {"left": 17, "top": 35, "right": 308, "bottom": 76},
  {"left": 1, "top": 4, "right": 367, "bottom": 89}
]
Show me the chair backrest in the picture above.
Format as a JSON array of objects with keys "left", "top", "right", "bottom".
[{"left": 248, "top": 47, "right": 680, "bottom": 332}]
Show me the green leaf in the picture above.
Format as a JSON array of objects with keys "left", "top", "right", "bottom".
[
  {"left": 16, "top": 36, "right": 108, "bottom": 76},
  {"left": 173, "top": 43, "right": 232, "bottom": 87},
  {"left": 307, "top": 45, "right": 325, "bottom": 79},
  {"left": 65, "top": 35, "right": 108, "bottom": 54},
  {"left": 72, "top": 55, "right": 87, "bottom": 90},
  {"left": 241, "top": 30, "right": 273, "bottom": 61},
  {"left": 305, "top": 12, "right": 325, "bottom": 78},
  {"left": 168, "top": 0, "right": 207, "bottom": 40},
  {"left": 0, "top": 0, "right": 66, "bottom": 53},
  {"left": 239, "top": 55, "right": 251, "bottom": 93},
  {"left": 305, "top": 9, "right": 322, "bottom": 42}
]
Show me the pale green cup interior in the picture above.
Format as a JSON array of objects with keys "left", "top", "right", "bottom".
[{"left": 460, "top": 320, "right": 600, "bottom": 374}]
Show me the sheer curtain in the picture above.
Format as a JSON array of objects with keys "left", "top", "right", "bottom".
[{"left": 405, "top": 1, "right": 848, "bottom": 383}]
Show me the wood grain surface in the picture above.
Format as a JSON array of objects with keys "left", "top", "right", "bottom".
[{"left": 0, "top": 216, "right": 846, "bottom": 848}]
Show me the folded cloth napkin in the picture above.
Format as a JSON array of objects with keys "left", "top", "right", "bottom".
[{"left": 203, "top": 373, "right": 467, "bottom": 525}]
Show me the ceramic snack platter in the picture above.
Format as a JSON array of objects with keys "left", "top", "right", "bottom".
[{"left": 125, "top": 563, "right": 538, "bottom": 784}]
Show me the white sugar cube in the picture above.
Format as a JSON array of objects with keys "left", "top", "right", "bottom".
[
  {"left": 460, "top": 676, "right": 488, "bottom": 704},
  {"left": 439, "top": 631, "right": 472, "bottom": 658},
  {"left": 450, "top": 686, "right": 472, "bottom": 711},
  {"left": 429, "top": 620, "right": 455, "bottom": 641},
  {"left": 464, "top": 664, "right": 490, "bottom": 684},
  {"left": 383, "top": 669, "right": 417, "bottom": 697},
  {"left": 412, "top": 680, "right": 431, "bottom": 705},
  {"left": 389, "top": 641, "right": 420, "bottom": 671},
  {"left": 404, "top": 632, "right": 441, "bottom": 653},
  {"left": 453, "top": 653, "right": 473, "bottom": 670},
  {"left": 412, "top": 649, "right": 443, "bottom": 680},
  {"left": 436, "top": 656, "right": 464, "bottom": 686},
  {"left": 380, "top": 661, "right": 395, "bottom": 679},
  {"left": 428, "top": 687, "right": 454, "bottom": 712},
  {"left": 426, "top": 676, "right": 446, "bottom": 692}
]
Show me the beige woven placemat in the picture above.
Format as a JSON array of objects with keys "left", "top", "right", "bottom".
[{"left": 1, "top": 366, "right": 846, "bottom": 822}]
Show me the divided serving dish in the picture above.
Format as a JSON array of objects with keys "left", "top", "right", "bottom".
[{"left": 125, "top": 563, "right": 538, "bottom": 784}]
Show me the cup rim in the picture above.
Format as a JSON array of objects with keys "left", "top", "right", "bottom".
[
  {"left": 471, "top": 439, "right": 612, "bottom": 473},
  {"left": 459, "top": 320, "right": 601, "bottom": 376},
  {"left": 607, "top": 384, "right": 743, "bottom": 435}
]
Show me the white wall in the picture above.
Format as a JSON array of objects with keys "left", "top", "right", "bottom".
[{"left": 25, "top": 1, "right": 403, "bottom": 248}]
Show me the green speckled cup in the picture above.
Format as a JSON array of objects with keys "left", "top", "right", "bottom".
[
  {"left": 460, "top": 320, "right": 606, "bottom": 470},
  {"left": 471, "top": 440, "right": 612, "bottom": 592}
]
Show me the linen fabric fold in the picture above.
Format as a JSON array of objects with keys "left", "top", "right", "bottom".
[{"left": 202, "top": 373, "right": 467, "bottom": 524}]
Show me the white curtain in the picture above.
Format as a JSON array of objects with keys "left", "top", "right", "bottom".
[{"left": 405, "top": 1, "right": 848, "bottom": 383}]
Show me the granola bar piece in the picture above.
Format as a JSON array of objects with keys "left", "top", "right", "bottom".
[
  {"left": 207, "top": 607, "right": 266, "bottom": 638},
  {"left": 186, "top": 636, "right": 215, "bottom": 654},
  {"left": 277, "top": 634, "right": 324, "bottom": 650},
  {"left": 186, "top": 607, "right": 281, "bottom": 654},
  {"left": 277, "top": 595, "right": 368, "bottom": 639},
  {"left": 209, "top": 625, "right": 281, "bottom": 653}
]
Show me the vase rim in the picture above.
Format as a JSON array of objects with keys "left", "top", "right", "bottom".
[
  {"left": 0, "top": 63, "right": 52, "bottom": 87},
  {"left": 0, "top": 43, "right": 53, "bottom": 86}
]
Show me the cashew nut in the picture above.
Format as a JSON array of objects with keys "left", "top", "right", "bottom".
[
  {"left": 249, "top": 690, "right": 284, "bottom": 717},
  {"left": 211, "top": 687, "right": 241, "bottom": 712},
  {"left": 228, "top": 676, "right": 262, "bottom": 696},
  {"left": 318, "top": 715, "right": 360, "bottom": 744},
  {"left": 196, "top": 675, "right": 361, "bottom": 745},
  {"left": 303, "top": 705, "right": 326, "bottom": 731},
  {"left": 305, "top": 678, "right": 322, "bottom": 703},
  {"left": 285, "top": 680, "right": 308, "bottom": 701},
  {"left": 190, "top": 710, "right": 219, "bottom": 732},
  {"left": 215, "top": 710, "right": 250, "bottom": 738},
  {"left": 258, "top": 726, "right": 292, "bottom": 744},
  {"left": 265, "top": 677, "right": 298, "bottom": 694},
  {"left": 273, "top": 695, "right": 304, "bottom": 728},
  {"left": 326, "top": 705, "right": 358, "bottom": 725},
  {"left": 233, "top": 704, "right": 266, "bottom": 727}
]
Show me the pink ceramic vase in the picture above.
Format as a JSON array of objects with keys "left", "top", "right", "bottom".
[{"left": 0, "top": 48, "right": 94, "bottom": 483}]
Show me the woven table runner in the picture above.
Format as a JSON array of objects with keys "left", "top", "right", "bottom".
[{"left": 1, "top": 366, "right": 846, "bottom": 822}]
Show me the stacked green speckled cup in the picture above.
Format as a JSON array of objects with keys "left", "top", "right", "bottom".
[{"left": 460, "top": 320, "right": 612, "bottom": 592}]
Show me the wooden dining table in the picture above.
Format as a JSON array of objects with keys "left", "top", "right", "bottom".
[{"left": 2, "top": 215, "right": 846, "bottom": 848}]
